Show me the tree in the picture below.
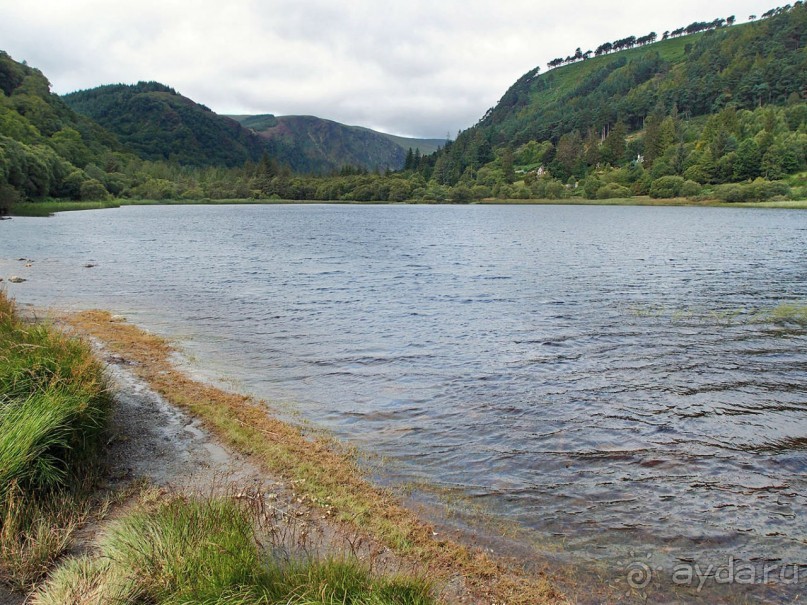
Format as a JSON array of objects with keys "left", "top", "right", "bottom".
[
  {"left": 642, "top": 113, "right": 664, "bottom": 166},
  {"left": 403, "top": 148, "right": 415, "bottom": 171},
  {"left": 601, "top": 122, "right": 627, "bottom": 166},
  {"left": 733, "top": 139, "right": 761, "bottom": 180},
  {"left": 500, "top": 147, "right": 515, "bottom": 184},
  {"left": 554, "top": 131, "right": 583, "bottom": 179}
]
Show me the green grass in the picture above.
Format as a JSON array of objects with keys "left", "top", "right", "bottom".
[
  {"left": 534, "top": 31, "right": 708, "bottom": 106},
  {"left": 33, "top": 494, "right": 434, "bottom": 605},
  {"left": 0, "top": 292, "right": 112, "bottom": 588},
  {"left": 10, "top": 200, "right": 122, "bottom": 216},
  {"left": 768, "top": 303, "right": 807, "bottom": 326}
]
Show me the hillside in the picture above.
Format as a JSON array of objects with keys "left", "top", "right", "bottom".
[
  {"left": 0, "top": 50, "right": 129, "bottom": 209},
  {"left": 424, "top": 5, "right": 806, "bottom": 198},
  {"left": 63, "top": 83, "right": 266, "bottom": 167},
  {"left": 231, "top": 114, "right": 442, "bottom": 173}
]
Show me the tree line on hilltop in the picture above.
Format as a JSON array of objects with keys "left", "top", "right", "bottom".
[{"left": 544, "top": 5, "right": 805, "bottom": 70}]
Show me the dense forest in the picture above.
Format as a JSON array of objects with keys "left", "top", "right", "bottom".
[
  {"left": 63, "top": 83, "right": 267, "bottom": 167},
  {"left": 0, "top": 2, "right": 805, "bottom": 211}
]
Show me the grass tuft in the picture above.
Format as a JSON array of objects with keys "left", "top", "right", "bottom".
[{"left": 33, "top": 494, "right": 434, "bottom": 605}]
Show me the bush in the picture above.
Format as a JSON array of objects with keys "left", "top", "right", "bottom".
[
  {"left": 713, "top": 178, "right": 792, "bottom": 202},
  {"left": 649, "top": 175, "right": 685, "bottom": 198},
  {"left": 631, "top": 173, "right": 652, "bottom": 195},
  {"left": 583, "top": 177, "right": 602, "bottom": 198},
  {"left": 451, "top": 185, "right": 472, "bottom": 203},
  {"left": 544, "top": 179, "right": 566, "bottom": 199},
  {"left": 79, "top": 179, "right": 109, "bottom": 201},
  {"left": 680, "top": 180, "right": 702, "bottom": 197},
  {"left": 791, "top": 185, "right": 807, "bottom": 200},
  {"left": 0, "top": 183, "right": 21, "bottom": 213},
  {"left": 596, "top": 183, "right": 631, "bottom": 199},
  {"left": 471, "top": 185, "right": 491, "bottom": 200}
]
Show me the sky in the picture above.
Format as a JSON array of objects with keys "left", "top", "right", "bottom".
[{"left": 0, "top": 0, "right": 779, "bottom": 138}]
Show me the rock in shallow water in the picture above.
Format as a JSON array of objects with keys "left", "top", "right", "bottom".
[{"left": 8, "top": 276, "right": 26, "bottom": 283}]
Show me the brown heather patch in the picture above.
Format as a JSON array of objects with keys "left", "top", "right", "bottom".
[{"left": 60, "top": 310, "right": 567, "bottom": 605}]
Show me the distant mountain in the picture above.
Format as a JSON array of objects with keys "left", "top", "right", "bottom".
[
  {"left": 375, "top": 131, "right": 444, "bottom": 157},
  {"left": 231, "top": 114, "right": 443, "bottom": 173},
  {"left": 63, "top": 83, "right": 266, "bottom": 167}
]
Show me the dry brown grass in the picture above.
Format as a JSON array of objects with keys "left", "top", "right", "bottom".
[{"left": 60, "top": 310, "right": 567, "bottom": 604}]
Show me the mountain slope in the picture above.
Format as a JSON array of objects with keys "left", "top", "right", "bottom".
[
  {"left": 427, "top": 5, "right": 806, "bottom": 187},
  {"left": 63, "top": 83, "right": 267, "bottom": 167},
  {"left": 232, "top": 114, "right": 443, "bottom": 173},
  {"left": 0, "top": 50, "right": 128, "bottom": 207}
]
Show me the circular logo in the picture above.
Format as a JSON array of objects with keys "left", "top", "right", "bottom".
[{"left": 626, "top": 562, "right": 653, "bottom": 589}]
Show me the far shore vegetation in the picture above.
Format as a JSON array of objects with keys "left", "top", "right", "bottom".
[
  {"left": 2, "top": 5, "right": 806, "bottom": 218},
  {"left": 8, "top": 192, "right": 807, "bottom": 217}
]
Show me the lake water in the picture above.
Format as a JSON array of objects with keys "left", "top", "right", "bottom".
[{"left": 2, "top": 204, "right": 806, "bottom": 602}]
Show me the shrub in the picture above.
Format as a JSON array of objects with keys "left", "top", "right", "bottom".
[
  {"left": 649, "top": 175, "right": 685, "bottom": 198},
  {"left": 79, "top": 179, "right": 110, "bottom": 201},
  {"left": 451, "top": 185, "right": 472, "bottom": 203},
  {"left": 680, "top": 180, "right": 702, "bottom": 197},
  {"left": 596, "top": 183, "right": 631, "bottom": 199},
  {"left": 544, "top": 179, "right": 566, "bottom": 199},
  {"left": 713, "top": 179, "right": 792, "bottom": 202},
  {"left": 583, "top": 177, "right": 602, "bottom": 198}
]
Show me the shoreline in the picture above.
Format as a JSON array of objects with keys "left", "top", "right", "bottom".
[
  {"left": 53, "top": 308, "right": 568, "bottom": 605},
  {"left": 7, "top": 196, "right": 807, "bottom": 217}
]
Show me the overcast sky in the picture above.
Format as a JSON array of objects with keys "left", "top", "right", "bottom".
[{"left": 0, "top": 0, "right": 778, "bottom": 138}]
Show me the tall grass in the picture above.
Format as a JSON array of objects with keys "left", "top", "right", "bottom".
[
  {"left": 33, "top": 494, "right": 434, "bottom": 605},
  {"left": 0, "top": 292, "right": 111, "bottom": 588}
]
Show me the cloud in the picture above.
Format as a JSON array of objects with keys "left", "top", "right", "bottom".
[{"left": 0, "top": 0, "right": 776, "bottom": 137}]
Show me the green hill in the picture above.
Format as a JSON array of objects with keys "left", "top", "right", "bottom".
[
  {"left": 424, "top": 5, "right": 806, "bottom": 199},
  {"left": 63, "top": 83, "right": 266, "bottom": 168},
  {"left": 0, "top": 50, "right": 128, "bottom": 209},
  {"left": 231, "top": 114, "right": 443, "bottom": 173}
]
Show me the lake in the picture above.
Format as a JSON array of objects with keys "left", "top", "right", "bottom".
[{"left": 2, "top": 204, "right": 806, "bottom": 602}]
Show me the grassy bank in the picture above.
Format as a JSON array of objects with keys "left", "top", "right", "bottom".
[
  {"left": 62, "top": 310, "right": 565, "bottom": 604},
  {"left": 0, "top": 292, "right": 111, "bottom": 588},
  {"left": 9, "top": 200, "right": 123, "bottom": 216}
]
